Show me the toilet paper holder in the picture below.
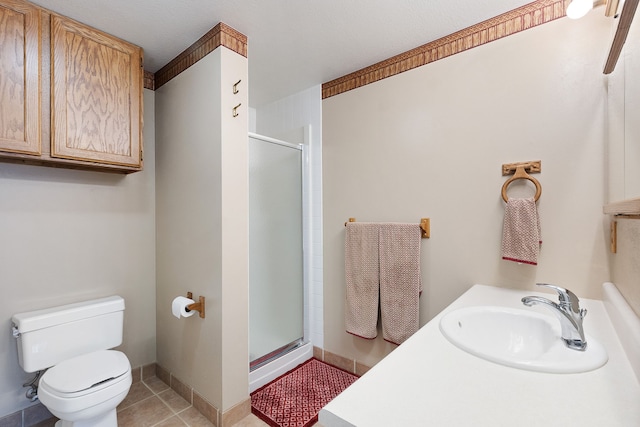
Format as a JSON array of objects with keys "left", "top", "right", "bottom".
[{"left": 185, "top": 292, "right": 205, "bottom": 318}]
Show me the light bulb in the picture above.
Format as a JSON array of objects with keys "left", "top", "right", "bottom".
[{"left": 566, "top": 0, "right": 593, "bottom": 19}]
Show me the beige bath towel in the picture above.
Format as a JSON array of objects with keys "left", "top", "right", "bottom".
[
  {"left": 345, "top": 222, "right": 380, "bottom": 339},
  {"left": 501, "top": 197, "right": 541, "bottom": 265},
  {"left": 379, "top": 223, "right": 422, "bottom": 345}
]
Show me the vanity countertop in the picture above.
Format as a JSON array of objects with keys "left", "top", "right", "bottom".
[{"left": 319, "top": 284, "right": 640, "bottom": 426}]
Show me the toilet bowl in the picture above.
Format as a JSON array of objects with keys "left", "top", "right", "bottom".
[
  {"left": 12, "top": 296, "right": 132, "bottom": 427},
  {"left": 38, "top": 350, "right": 132, "bottom": 427}
]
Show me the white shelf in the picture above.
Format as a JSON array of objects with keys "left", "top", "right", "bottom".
[{"left": 603, "top": 197, "right": 640, "bottom": 216}]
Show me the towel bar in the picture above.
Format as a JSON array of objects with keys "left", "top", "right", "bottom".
[{"left": 344, "top": 218, "right": 430, "bottom": 238}]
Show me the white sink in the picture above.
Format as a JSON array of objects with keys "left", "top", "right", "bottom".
[{"left": 439, "top": 306, "right": 608, "bottom": 373}]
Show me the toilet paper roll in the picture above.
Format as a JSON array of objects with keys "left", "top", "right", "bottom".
[{"left": 172, "top": 296, "right": 196, "bottom": 319}]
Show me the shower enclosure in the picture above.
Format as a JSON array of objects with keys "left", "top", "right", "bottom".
[{"left": 248, "top": 133, "right": 306, "bottom": 375}]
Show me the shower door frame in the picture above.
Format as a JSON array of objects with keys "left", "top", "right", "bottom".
[{"left": 248, "top": 132, "right": 309, "bottom": 372}]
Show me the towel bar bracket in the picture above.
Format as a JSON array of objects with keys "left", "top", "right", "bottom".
[
  {"left": 420, "top": 218, "right": 430, "bottom": 238},
  {"left": 502, "top": 160, "right": 541, "bottom": 176}
]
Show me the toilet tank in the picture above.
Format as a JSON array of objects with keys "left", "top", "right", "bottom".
[{"left": 12, "top": 296, "right": 125, "bottom": 373}]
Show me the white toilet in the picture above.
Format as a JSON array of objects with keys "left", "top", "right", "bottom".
[{"left": 12, "top": 296, "right": 132, "bottom": 427}]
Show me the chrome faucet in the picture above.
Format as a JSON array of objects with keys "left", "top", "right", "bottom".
[{"left": 521, "top": 283, "right": 588, "bottom": 351}]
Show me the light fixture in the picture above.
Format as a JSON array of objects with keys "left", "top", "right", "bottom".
[{"left": 566, "top": 0, "right": 594, "bottom": 19}]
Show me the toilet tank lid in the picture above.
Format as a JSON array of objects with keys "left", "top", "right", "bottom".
[{"left": 12, "top": 296, "right": 125, "bottom": 334}]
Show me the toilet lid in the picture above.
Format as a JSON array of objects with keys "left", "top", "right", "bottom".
[{"left": 41, "top": 350, "right": 130, "bottom": 394}]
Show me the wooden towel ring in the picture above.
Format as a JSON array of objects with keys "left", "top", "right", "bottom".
[{"left": 501, "top": 165, "right": 542, "bottom": 202}]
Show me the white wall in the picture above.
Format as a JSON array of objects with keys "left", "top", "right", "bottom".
[
  {"left": 607, "top": 9, "right": 640, "bottom": 317},
  {"left": 155, "top": 47, "right": 249, "bottom": 412},
  {"left": 0, "top": 90, "right": 157, "bottom": 417},
  {"left": 322, "top": 12, "right": 612, "bottom": 367},
  {"left": 255, "top": 85, "right": 324, "bottom": 348}
]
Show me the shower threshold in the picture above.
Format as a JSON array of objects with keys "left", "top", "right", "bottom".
[{"left": 250, "top": 338, "right": 306, "bottom": 372}]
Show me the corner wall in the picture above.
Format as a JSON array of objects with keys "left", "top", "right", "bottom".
[
  {"left": 155, "top": 45, "right": 249, "bottom": 423},
  {"left": 322, "top": 12, "right": 612, "bottom": 367}
]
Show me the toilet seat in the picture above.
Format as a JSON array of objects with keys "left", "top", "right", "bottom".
[
  {"left": 38, "top": 350, "right": 132, "bottom": 423},
  {"left": 40, "top": 350, "right": 130, "bottom": 397}
]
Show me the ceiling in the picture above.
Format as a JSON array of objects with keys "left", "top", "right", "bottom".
[{"left": 30, "top": 0, "right": 535, "bottom": 107}]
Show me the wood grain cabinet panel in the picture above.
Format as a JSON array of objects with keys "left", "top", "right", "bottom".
[
  {"left": 0, "top": 0, "right": 40, "bottom": 155},
  {"left": 51, "top": 15, "right": 142, "bottom": 168}
]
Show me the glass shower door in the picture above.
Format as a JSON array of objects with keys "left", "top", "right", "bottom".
[{"left": 249, "top": 135, "right": 303, "bottom": 369}]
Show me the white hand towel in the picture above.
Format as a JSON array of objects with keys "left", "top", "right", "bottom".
[{"left": 501, "top": 197, "right": 542, "bottom": 265}]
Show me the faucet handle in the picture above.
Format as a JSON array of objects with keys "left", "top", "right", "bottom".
[{"left": 535, "top": 283, "right": 582, "bottom": 314}]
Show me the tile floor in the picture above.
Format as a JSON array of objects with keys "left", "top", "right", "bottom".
[
  {"left": 117, "top": 376, "right": 212, "bottom": 426},
  {"left": 11, "top": 376, "right": 323, "bottom": 427},
  {"left": 28, "top": 376, "right": 271, "bottom": 427}
]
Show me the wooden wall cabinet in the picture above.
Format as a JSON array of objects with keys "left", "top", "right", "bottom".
[
  {"left": 51, "top": 15, "right": 142, "bottom": 169},
  {"left": 0, "top": 0, "right": 41, "bottom": 156},
  {"left": 0, "top": 0, "right": 143, "bottom": 173}
]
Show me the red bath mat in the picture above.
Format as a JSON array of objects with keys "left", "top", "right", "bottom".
[{"left": 251, "top": 358, "right": 358, "bottom": 427}]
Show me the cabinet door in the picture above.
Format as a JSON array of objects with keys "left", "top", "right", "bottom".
[
  {"left": 51, "top": 15, "right": 142, "bottom": 168},
  {"left": 0, "top": 0, "right": 41, "bottom": 155}
]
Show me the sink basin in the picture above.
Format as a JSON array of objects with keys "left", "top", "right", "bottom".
[{"left": 439, "top": 306, "right": 608, "bottom": 373}]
